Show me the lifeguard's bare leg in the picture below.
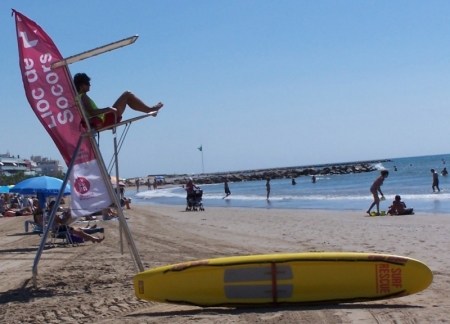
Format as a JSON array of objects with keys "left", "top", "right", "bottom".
[{"left": 113, "top": 91, "right": 163, "bottom": 115}]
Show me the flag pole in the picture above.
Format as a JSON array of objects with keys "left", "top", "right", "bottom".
[
  {"left": 198, "top": 145, "right": 204, "bottom": 174},
  {"left": 202, "top": 149, "right": 204, "bottom": 174}
]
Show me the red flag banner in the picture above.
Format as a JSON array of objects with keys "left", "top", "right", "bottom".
[
  {"left": 13, "top": 10, "right": 93, "bottom": 165},
  {"left": 13, "top": 10, "right": 112, "bottom": 216}
]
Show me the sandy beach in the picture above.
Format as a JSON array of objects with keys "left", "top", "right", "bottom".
[{"left": 0, "top": 205, "right": 449, "bottom": 323}]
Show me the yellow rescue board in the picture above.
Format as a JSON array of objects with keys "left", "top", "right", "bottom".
[{"left": 134, "top": 252, "right": 432, "bottom": 307}]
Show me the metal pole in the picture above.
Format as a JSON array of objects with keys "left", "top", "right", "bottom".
[
  {"left": 82, "top": 116, "right": 144, "bottom": 273},
  {"left": 32, "top": 135, "right": 84, "bottom": 287},
  {"left": 112, "top": 126, "right": 124, "bottom": 254},
  {"left": 201, "top": 149, "right": 204, "bottom": 174},
  {"left": 63, "top": 65, "right": 143, "bottom": 272}
]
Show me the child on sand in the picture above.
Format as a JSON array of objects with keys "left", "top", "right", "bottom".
[
  {"left": 387, "top": 195, "right": 414, "bottom": 215},
  {"left": 366, "top": 170, "right": 389, "bottom": 216}
]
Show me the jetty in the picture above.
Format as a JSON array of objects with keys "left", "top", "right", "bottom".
[{"left": 162, "top": 159, "right": 391, "bottom": 185}]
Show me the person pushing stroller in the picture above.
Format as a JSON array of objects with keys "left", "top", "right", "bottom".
[{"left": 184, "top": 178, "right": 204, "bottom": 211}]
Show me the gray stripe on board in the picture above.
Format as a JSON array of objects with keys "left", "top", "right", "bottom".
[{"left": 224, "top": 266, "right": 292, "bottom": 283}]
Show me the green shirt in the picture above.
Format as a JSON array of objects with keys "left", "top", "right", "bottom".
[{"left": 77, "top": 94, "right": 105, "bottom": 121}]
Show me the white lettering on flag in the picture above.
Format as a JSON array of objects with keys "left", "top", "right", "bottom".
[{"left": 13, "top": 10, "right": 112, "bottom": 216}]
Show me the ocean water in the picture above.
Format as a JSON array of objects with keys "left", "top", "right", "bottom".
[{"left": 127, "top": 154, "right": 450, "bottom": 214}]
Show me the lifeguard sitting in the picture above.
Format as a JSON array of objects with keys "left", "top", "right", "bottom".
[{"left": 74, "top": 73, "right": 163, "bottom": 129}]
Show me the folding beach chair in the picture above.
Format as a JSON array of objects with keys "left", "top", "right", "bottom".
[
  {"left": 24, "top": 219, "right": 43, "bottom": 234},
  {"left": 50, "top": 225, "right": 76, "bottom": 247},
  {"left": 24, "top": 207, "right": 45, "bottom": 234}
]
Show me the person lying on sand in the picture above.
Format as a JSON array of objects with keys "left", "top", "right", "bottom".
[
  {"left": 3, "top": 205, "right": 34, "bottom": 217},
  {"left": 35, "top": 201, "right": 105, "bottom": 243},
  {"left": 102, "top": 206, "right": 130, "bottom": 221}
]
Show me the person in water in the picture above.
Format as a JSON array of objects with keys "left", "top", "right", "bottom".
[
  {"left": 74, "top": 73, "right": 164, "bottom": 129},
  {"left": 366, "top": 170, "right": 389, "bottom": 216},
  {"left": 431, "top": 169, "right": 440, "bottom": 192},
  {"left": 224, "top": 179, "right": 231, "bottom": 197},
  {"left": 387, "top": 195, "right": 414, "bottom": 215}
]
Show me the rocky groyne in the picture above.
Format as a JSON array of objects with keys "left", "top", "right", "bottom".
[{"left": 167, "top": 159, "right": 391, "bottom": 185}]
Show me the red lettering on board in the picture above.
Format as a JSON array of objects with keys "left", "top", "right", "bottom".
[
  {"left": 375, "top": 264, "right": 403, "bottom": 294},
  {"left": 391, "top": 268, "right": 402, "bottom": 288}
]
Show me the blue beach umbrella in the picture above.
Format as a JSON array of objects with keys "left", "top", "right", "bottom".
[
  {"left": 0, "top": 186, "right": 10, "bottom": 193},
  {"left": 10, "top": 176, "right": 70, "bottom": 209},
  {"left": 10, "top": 176, "right": 70, "bottom": 196}
]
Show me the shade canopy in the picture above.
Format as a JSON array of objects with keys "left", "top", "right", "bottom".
[
  {"left": 0, "top": 186, "right": 10, "bottom": 193},
  {"left": 9, "top": 176, "right": 70, "bottom": 196},
  {"left": 110, "top": 175, "right": 125, "bottom": 183},
  {"left": 112, "top": 181, "right": 126, "bottom": 188}
]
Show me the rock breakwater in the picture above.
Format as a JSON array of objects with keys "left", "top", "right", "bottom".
[{"left": 168, "top": 159, "right": 391, "bottom": 185}]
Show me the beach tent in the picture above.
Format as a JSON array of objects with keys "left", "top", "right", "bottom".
[
  {"left": 112, "top": 181, "right": 127, "bottom": 188},
  {"left": 110, "top": 175, "right": 126, "bottom": 188},
  {"left": 0, "top": 186, "right": 10, "bottom": 193},
  {"left": 154, "top": 176, "right": 165, "bottom": 185},
  {"left": 110, "top": 175, "right": 125, "bottom": 183}
]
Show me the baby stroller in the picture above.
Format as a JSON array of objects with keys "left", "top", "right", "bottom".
[{"left": 186, "top": 188, "right": 205, "bottom": 211}]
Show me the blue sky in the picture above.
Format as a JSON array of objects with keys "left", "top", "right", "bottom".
[{"left": 2, "top": 1, "right": 450, "bottom": 178}]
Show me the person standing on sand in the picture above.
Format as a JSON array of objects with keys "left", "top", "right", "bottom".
[
  {"left": 431, "top": 169, "right": 440, "bottom": 192},
  {"left": 366, "top": 170, "right": 389, "bottom": 216},
  {"left": 266, "top": 179, "right": 271, "bottom": 200}
]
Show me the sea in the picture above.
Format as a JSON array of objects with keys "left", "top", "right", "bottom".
[{"left": 126, "top": 154, "right": 450, "bottom": 214}]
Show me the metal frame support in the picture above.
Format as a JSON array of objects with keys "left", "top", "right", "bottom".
[{"left": 32, "top": 36, "right": 146, "bottom": 287}]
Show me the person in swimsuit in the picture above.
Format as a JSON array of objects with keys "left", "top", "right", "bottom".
[
  {"left": 37, "top": 201, "right": 105, "bottom": 243},
  {"left": 366, "top": 170, "right": 389, "bottom": 216},
  {"left": 3, "top": 198, "right": 38, "bottom": 217},
  {"left": 224, "top": 180, "right": 231, "bottom": 197},
  {"left": 73, "top": 73, "right": 164, "bottom": 129},
  {"left": 431, "top": 169, "right": 440, "bottom": 192},
  {"left": 266, "top": 179, "right": 271, "bottom": 200},
  {"left": 387, "top": 195, "right": 414, "bottom": 215}
]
